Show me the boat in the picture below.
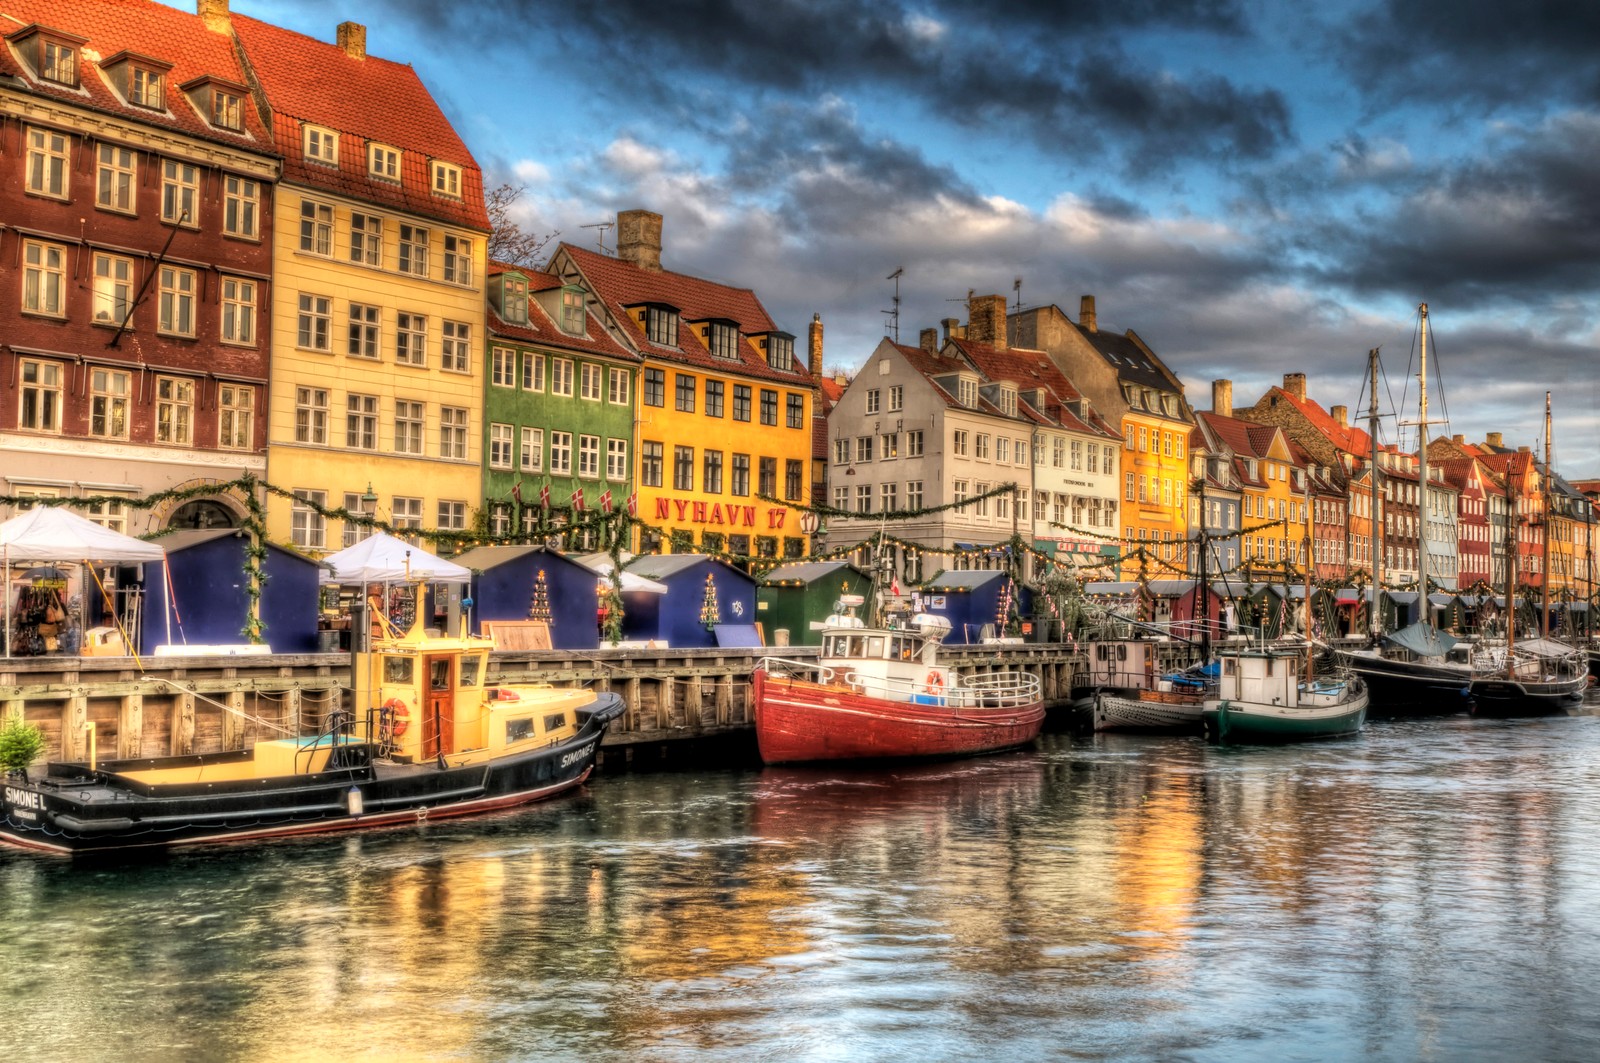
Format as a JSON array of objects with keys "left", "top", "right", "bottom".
[
  {"left": 1086, "top": 638, "right": 1215, "bottom": 733},
  {"left": 752, "top": 602, "right": 1045, "bottom": 764},
  {"left": 0, "top": 593, "right": 624, "bottom": 854},
  {"left": 1339, "top": 621, "right": 1475, "bottom": 715},
  {"left": 1202, "top": 644, "right": 1369, "bottom": 742}
]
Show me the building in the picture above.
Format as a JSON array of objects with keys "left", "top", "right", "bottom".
[
  {"left": 548, "top": 211, "right": 816, "bottom": 559},
  {"left": 481, "top": 263, "right": 638, "bottom": 546},
  {"left": 1435, "top": 454, "right": 1494, "bottom": 593},
  {"left": 0, "top": 0, "right": 276, "bottom": 531},
  {"left": 228, "top": 8, "right": 491, "bottom": 551},
  {"left": 1196, "top": 387, "right": 1306, "bottom": 583}
]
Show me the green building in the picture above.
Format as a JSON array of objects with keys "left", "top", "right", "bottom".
[{"left": 757, "top": 561, "right": 876, "bottom": 646}]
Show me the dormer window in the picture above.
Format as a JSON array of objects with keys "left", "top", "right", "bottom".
[
  {"left": 499, "top": 273, "right": 528, "bottom": 325},
  {"left": 41, "top": 38, "right": 78, "bottom": 86},
  {"left": 129, "top": 67, "right": 164, "bottom": 109},
  {"left": 212, "top": 89, "right": 242, "bottom": 130},
  {"left": 765, "top": 332, "right": 794, "bottom": 371},
  {"left": 304, "top": 124, "right": 338, "bottom": 166},
  {"left": 431, "top": 161, "right": 462, "bottom": 198},
  {"left": 368, "top": 143, "right": 400, "bottom": 182},
  {"left": 998, "top": 386, "right": 1018, "bottom": 417},
  {"left": 560, "top": 289, "right": 585, "bottom": 335},
  {"left": 645, "top": 305, "right": 678, "bottom": 347},
  {"left": 958, "top": 377, "right": 978, "bottom": 408},
  {"left": 709, "top": 322, "right": 740, "bottom": 360}
]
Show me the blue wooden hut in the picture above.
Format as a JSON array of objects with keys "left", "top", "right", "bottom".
[
  {"left": 918, "top": 570, "right": 1031, "bottom": 644},
  {"left": 626, "top": 554, "right": 760, "bottom": 648},
  {"left": 141, "top": 529, "right": 321, "bottom": 654},
  {"left": 453, "top": 546, "right": 599, "bottom": 650}
]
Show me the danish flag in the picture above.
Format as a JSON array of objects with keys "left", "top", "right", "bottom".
[
  {"left": 626, "top": 492, "right": 638, "bottom": 516},
  {"left": 600, "top": 490, "right": 614, "bottom": 513},
  {"left": 571, "top": 487, "right": 585, "bottom": 512},
  {"left": 539, "top": 483, "right": 550, "bottom": 510}
]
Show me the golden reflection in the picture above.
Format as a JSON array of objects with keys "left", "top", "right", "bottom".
[{"left": 1110, "top": 766, "right": 1203, "bottom": 952}]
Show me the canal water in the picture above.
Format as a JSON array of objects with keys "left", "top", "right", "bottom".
[{"left": 5, "top": 712, "right": 1600, "bottom": 1062}]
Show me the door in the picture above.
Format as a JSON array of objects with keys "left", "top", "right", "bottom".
[{"left": 423, "top": 654, "right": 455, "bottom": 759}]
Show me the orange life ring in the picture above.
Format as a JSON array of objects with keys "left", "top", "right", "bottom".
[
  {"left": 384, "top": 697, "right": 411, "bottom": 739},
  {"left": 924, "top": 671, "right": 946, "bottom": 695}
]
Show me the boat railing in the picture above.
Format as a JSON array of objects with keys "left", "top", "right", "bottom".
[
  {"left": 755, "top": 656, "right": 836, "bottom": 685},
  {"left": 843, "top": 669, "right": 1042, "bottom": 708}
]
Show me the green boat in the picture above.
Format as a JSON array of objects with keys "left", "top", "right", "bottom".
[{"left": 1202, "top": 646, "right": 1368, "bottom": 743}]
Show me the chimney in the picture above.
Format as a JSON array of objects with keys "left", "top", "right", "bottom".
[
  {"left": 919, "top": 328, "right": 938, "bottom": 353},
  {"left": 197, "top": 0, "right": 230, "bottom": 33},
  {"left": 1079, "top": 295, "right": 1097, "bottom": 333},
  {"left": 336, "top": 21, "right": 366, "bottom": 59},
  {"left": 966, "top": 294, "right": 1008, "bottom": 350},
  {"left": 1486, "top": 431, "right": 1503, "bottom": 448},
  {"left": 1331, "top": 405, "right": 1348, "bottom": 428},
  {"left": 808, "top": 314, "right": 823, "bottom": 383},
  {"left": 1212, "top": 379, "right": 1232, "bottom": 418},
  {"left": 1452, "top": 434, "right": 1464, "bottom": 444},
  {"left": 616, "top": 209, "right": 663, "bottom": 272},
  {"left": 1518, "top": 445, "right": 1531, "bottom": 454},
  {"left": 1283, "top": 372, "right": 1307, "bottom": 401},
  {"left": 941, "top": 317, "right": 963, "bottom": 342}
]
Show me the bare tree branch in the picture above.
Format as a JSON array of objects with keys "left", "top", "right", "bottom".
[{"left": 485, "top": 183, "right": 558, "bottom": 269}]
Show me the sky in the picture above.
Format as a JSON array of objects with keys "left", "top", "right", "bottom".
[{"left": 198, "top": 0, "right": 1600, "bottom": 475}]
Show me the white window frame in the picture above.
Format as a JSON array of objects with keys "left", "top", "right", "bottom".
[
  {"left": 431, "top": 160, "right": 462, "bottom": 198},
  {"left": 580, "top": 363, "right": 603, "bottom": 401},
  {"left": 520, "top": 427, "right": 544, "bottom": 472},
  {"left": 19, "top": 359, "right": 62, "bottom": 433},
  {"left": 92, "top": 252, "right": 135, "bottom": 326},
  {"left": 161, "top": 160, "right": 200, "bottom": 227},
  {"left": 158, "top": 266, "right": 197, "bottom": 337},
  {"left": 607, "top": 439, "right": 628, "bottom": 481},
  {"left": 550, "top": 359, "right": 574, "bottom": 397},
  {"left": 608, "top": 368, "right": 630, "bottom": 405},
  {"left": 396, "top": 312, "right": 427, "bottom": 366},
  {"left": 217, "top": 383, "right": 251, "bottom": 449},
  {"left": 25, "top": 127, "right": 69, "bottom": 199},
  {"left": 292, "top": 489, "right": 327, "bottom": 549},
  {"left": 393, "top": 399, "right": 424, "bottom": 455},
  {"left": 440, "top": 321, "right": 471, "bottom": 373},
  {"left": 220, "top": 277, "right": 256, "bottom": 345},
  {"left": 22, "top": 239, "right": 66, "bottom": 316},
  {"left": 347, "top": 393, "right": 379, "bottom": 451},
  {"left": 489, "top": 423, "right": 514, "bottom": 469},
  {"left": 297, "top": 293, "right": 332, "bottom": 351},
  {"left": 155, "top": 376, "right": 194, "bottom": 446},
  {"left": 223, "top": 174, "right": 259, "bottom": 238},
  {"left": 367, "top": 142, "right": 401, "bottom": 182},
  {"left": 304, "top": 125, "right": 339, "bottom": 166},
  {"left": 350, "top": 213, "right": 383, "bottom": 266},
  {"left": 348, "top": 302, "right": 380, "bottom": 358},
  {"left": 300, "top": 200, "right": 333, "bottom": 256},
  {"left": 439, "top": 407, "right": 468, "bottom": 460},
  {"left": 549, "top": 431, "right": 572, "bottom": 475},
  {"left": 443, "top": 234, "right": 472, "bottom": 285},
  {"left": 89, "top": 368, "right": 131, "bottom": 439},
  {"left": 296, "top": 386, "right": 329, "bottom": 445},
  {"left": 398, "top": 224, "right": 429, "bottom": 276},
  {"left": 97, "top": 144, "right": 137, "bottom": 214}
]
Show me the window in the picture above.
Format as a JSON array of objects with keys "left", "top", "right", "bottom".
[
  {"left": 907, "top": 431, "right": 924, "bottom": 457},
  {"left": 392, "top": 497, "right": 423, "bottom": 541},
  {"left": 733, "top": 385, "right": 752, "bottom": 422},
  {"left": 88, "top": 369, "right": 130, "bottom": 438},
  {"left": 856, "top": 437, "right": 874, "bottom": 463},
  {"left": 154, "top": 378, "right": 193, "bottom": 446},
  {"left": 348, "top": 303, "right": 380, "bottom": 358},
  {"left": 644, "top": 368, "right": 665, "bottom": 406},
  {"left": 1087, "top": 443, "right": 1099, "bottom": 474},
  {"left": 22, "top": 240, "right": 66, "bottom": 316},
  {"left": 958, "top": 379, "right": 978, "bottom": 407},
  {"left": 766, "top": 333, "right": 794, "bottom": 371},
  {"left": 953, "top": 430, "right": 968, "bottom": 456},
  {"left": 907, "top": 481, "right": 923, "bottom": 511},
  {"left": 437, "top": 501, "right": 466, "bottom": 531},
  {"left": 522, "top": 352, "right": 545, "bottom": 392},
  {"left": 997, "top": 438, "right": 1010, "bottom": 463},
  {"left": 97, "top": 145, "right": 137, "bottom": 213},
  {"left": 1054, "top": 437, "right": 1066, "bottom": 467},
  {"left": 760, "top": 390, "right": 778, "bottom": 426},
  {"left": 393, "top": 400, "right": 423, "bottom": 454},
  {"left": 129, "top": 66, "right": 164, "bottom": 109},
  {"left": 442, "top": 235, "right": 472, "bottom": 285},
  {"left": 292, "top": 490, "right": 326, "bottom": 549},
  {"left": 881, "top": 483, "right": 898, "bottom": 511},
  {"left": 579, "top": 435, "right": 601, "bottom": 478},
  {"left": 158, "top": 267, "right": 196, "bottom": 336},
  {"left": 26, "top": 128, "right": 69, "bottom": 198},
  {"left": 296, "top": 387, "right": 329, "bottom": 444},
  {"left": 642, "top": 441, "right": 664, "bottom": 487},
  {"left": 1126, "top": 472, "right": 1136, "bottom": 500},
  {"left": 298, "top": 293, "right": 332, "bottom": 350},
  {"left": 347, "top": 394, "right": 379, "bottom": 450},
  {"left": 219, "top": 175, "right": 259, "bottom": 239},
  {"left": 787, "top": 393, "right": 805, "bottom": 429},
  {"left": 709, "top": 322, "right": 739, "bottom": 360},
  {"left": 881, "top": 433, "right": 898, "bottom": 459},
  {"left": 558, "top": 289, "right": 585, "bottom": 334},
  {"left": 162, "top": 161, "right": 200, "bottom": 226},
  {"left": 703, "top": 450, "right": 724, "bottom": 493},
  {"left": 609, "top": 368, "right": 630, "bottom": 405},
  {"left": 732, "top": 454, "right": 750, "bottom": 496},
  {"left": 580, "top": 363, "right": 604, "bottom": 401},
  {"left": 85, "top": 497, "right": 130, "bottom": 534},
  {"left": 974, "top": 483, "right": 990, "bottom": 517},
  {"left": 395, "top": 313, "right": 426, "bottom": 365},
  {"left": 889, "top": 385, "right": 904, "bottom": 412},
  {"left": 520, "top": 427, "right": 544, "bottom": 471},
  {"left": 975, "top": 434, "right": 990, "bottom": 460},
  {"left": 441, "top": 321, "right": 471, "bottom": 373},
  {"left": 41, "top": 39, "right": 78, "bottom": 86},
  {"left": 705, "top": 379, "right": 724, "bottom": 417},
  {"left": 343, "top": 492, "right": 374, "bottom": 547},
  {"left": 607, "top": 439, "right": 628, "bottom": 481},
  {"left": 674, "top": 446, "right": 695, "bottom": 491},
  {"left": 431, "top": 160, "right": 462, "bottom": 198},
  {"left": 550, "top": 431, "right": 572, "bottom": 474},
  {"left": 866, "top": 389, "right": 881, "bottom": 415},
  {"left": 675, "top": 374, "right": 696, "bottom": 413},
  {"left": 646, "top": 306, "right": 679, "bottom": 347},
  {"left": 759, "top": 458, "right": 777, "bottom": 497},
  {"left": 398, "top": 225, "right": 429, "bottom": 276},
  {"left": 221, "top": 278, "right": 256, "bottom": 344},
  {"left": 92, "top": 253, "right": 134, "bottom": 325},
  {"left": 440, "top": 407, "right": 469, "bottom": 460},
  {"left": 304, "top": 125, "right": 338, "bottom": 165},
  {"left": 834, "top": 486, "right": 849, "bottom": 510},
  {"left": 19, "top": 360, "right": 62, "bottom": 432},
  {"left": 786, "top": 460, "right": 803, "bottom": 501},
  {"left": 486, "top": 423, "right": 515, "bottom": 469},
  {"left": 491, "top": 347, "right": 517, "bottom": 388},
  {"left": 834, "top": 439, "right": 851, "bottom": 464},
  {"left": 211, "top": 89, "right": 243, "bottom": 132},
  {"left": 856, "top": 485, "right": 872, "bottom": 514},
  {"left": 550, "top": 359, "right": 574, "bottom": 396},
  {"left": 953, "top": 481, "right": 969, "bottom": 506},
  {"left": 1016, "top": 439, "right": 1028, "bottom": 465},
  {"left": 349, "top": 213, "right": 383, "bottom": 265},
  {"left": 368, "top": 142, "right": 400, "bottom": 181},
  {"left": 501, "top": 274, "right": 529, "bottom": 324}
]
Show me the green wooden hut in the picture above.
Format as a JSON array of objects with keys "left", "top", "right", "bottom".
[{"left": 757, "top": 561, "right": 876, "bottom": 646}]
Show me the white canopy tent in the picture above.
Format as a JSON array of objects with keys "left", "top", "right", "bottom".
[
  {"left": 320, "top": 532, "right": 471, "bottom": 584},
  {"left": 573, "top": 551, "right": 669, "bottom": 595},
  {"left": 0, "top": 506, "right": 167, "bottom": 658}
]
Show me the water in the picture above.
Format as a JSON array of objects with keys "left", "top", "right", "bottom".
[{"left": 5, "top": 712, "right": 1600, "bottom": 1062}]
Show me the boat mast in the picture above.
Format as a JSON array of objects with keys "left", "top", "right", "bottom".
[
  {"left": 1303, "top": 473, "right": 1313, "bottom": 685},
  {"left": 1367, "top": 347, "right": 1383, "bottom": 642},
  {"left": 1542, "top": 391, "right": 1552, "bottom": 640},
  {"left": 1415, "top": 304, "right": 1432, "bottom": 620},
  {"left": 1505, "top": 470, "right": 1517, "bottom": 676},
  {"left": 1196, "top": 472, "right": 1210, "bottom": 664}
]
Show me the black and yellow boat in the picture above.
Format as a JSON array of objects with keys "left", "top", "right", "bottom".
[{"left": 0, "top": 609, "right": 623, "bottom": 855}]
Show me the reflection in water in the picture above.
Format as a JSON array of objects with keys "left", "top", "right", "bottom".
[{"left": 4, "top": 716, "right": 1600, "bottom": 1060}]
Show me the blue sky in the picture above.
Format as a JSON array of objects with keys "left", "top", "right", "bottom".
[{"left": 196, "top": 0, "right": 1600, "bottom": 475}]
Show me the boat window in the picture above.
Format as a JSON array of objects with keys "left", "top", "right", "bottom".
[
  {"left": 383, "top": 657, "right": 413, "bottom": 684},
  {"left": 543, "top": 712, "right": 567, "bottom": 732},
  {"left": 824, "top": 636, "right": 842, "bottom": 656},
  {"left": 1223, "top": 659, "right": 1235, "bottom": 675},
  {"left": 430, "top": 659, "right": 451, "bottom": 691},
  {"left": 895, "top": 637, "right": 915, "bottom": 660},
  {"left": 505, "top": 717, "right": 535, "bottom": 742},
  {"left": 460, "top": 655, "right": 484, "bottom": 687},
  {"left": 866, "top": 637, "right": 885, "bottom": 658},
  {"left": 1265, "top": 656, "right": 1274, "bottom": 676},
  {"left": 848, "top": 637, "right": 864, "bottom": 657}
]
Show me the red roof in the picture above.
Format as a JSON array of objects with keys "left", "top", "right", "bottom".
[
  {"left": 230, "top": 13, "right": 489, "bottom": 231},
  {"left": 487, "top": 265, "right": 636, "bottom": 362},
  {"left": 0, "top": 0, "right": 271, "bottom": 151},
  {"left": 1261, "top": 386, "right": 1372, "bottom": 457}
]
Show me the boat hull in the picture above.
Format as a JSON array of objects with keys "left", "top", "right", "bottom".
[
  {"left": 0, "top": 695, "right": 624, "bottom": 855},
  {"left": 753, "top": 671, "right": 1044, "bottom": 765},
  {"left": 1201, "top": 688, "right": 1369, "bottom": 743},
  {"left": 1339, "top": 651, "right": 1473, "bottom": 716},
  {"left": 1468, "top": 676, "right": 1586, "bottom": 717},
  {"left": 1092, "top": 689, "right": 1205, "bottom": 733}
]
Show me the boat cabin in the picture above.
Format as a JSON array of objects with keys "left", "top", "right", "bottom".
[{"left": 818, "top": 612, "right": 951, "bottom": 704}]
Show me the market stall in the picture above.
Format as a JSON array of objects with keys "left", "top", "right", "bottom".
[
  {"left": 453, "top": 545, "right": 603, "bottom": 649},
  {"left": 320, "top": 532, "right": 471, "bottom": 642},
  {"left": 141, "top": 529, "right": 322, "bottom": 655}
]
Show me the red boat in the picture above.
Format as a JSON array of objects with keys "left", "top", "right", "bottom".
[{"left": 753, "top": 612, "right": 1045, "bottom": 764}]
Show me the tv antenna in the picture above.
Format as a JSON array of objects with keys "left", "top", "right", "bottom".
[
  {"left": 580, "top": 221, "right": 614, "bottom": 254},
  {"left": 883, "top": 267, "right": 904, "bottom": 343},
  {"left": 1013, "top": 276, "right": 1023, "bottom": 313}
]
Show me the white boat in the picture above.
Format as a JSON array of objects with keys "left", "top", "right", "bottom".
[{"left": 1202, "top": 645, "right": 1369, "bottom": 743}]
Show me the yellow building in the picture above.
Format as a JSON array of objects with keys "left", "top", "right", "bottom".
[
  {"left": 1195, "top": 410, "right": 1306, "bottom": 579},
  {"left": 549, "top": 212, "right": 816, "bottom": 558},
  {"left": 230, "top": 15, "right": 490, "bottom": 550}
]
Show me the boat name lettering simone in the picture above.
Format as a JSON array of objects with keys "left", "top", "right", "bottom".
[
  {"left": 560, "top": 743, "right": 596, "bottom": 769},
  {"left": 4, "top": 788, "right": 41, "bottom": 810}
]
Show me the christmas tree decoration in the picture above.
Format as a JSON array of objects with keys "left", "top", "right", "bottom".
[
  {"left": 699, "top": 573, "right": 721, "bottom": 630},
  {"left": 529, "top": 569, "right": 552, "bottom": 622}
]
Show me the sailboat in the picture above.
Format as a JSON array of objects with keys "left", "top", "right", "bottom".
[
  {"left": 1340, "top": 308, "right": 1477, "bottom": 714},
  {"left": 1469, "top": 392, "right": 1589, "bottom": 716}
]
